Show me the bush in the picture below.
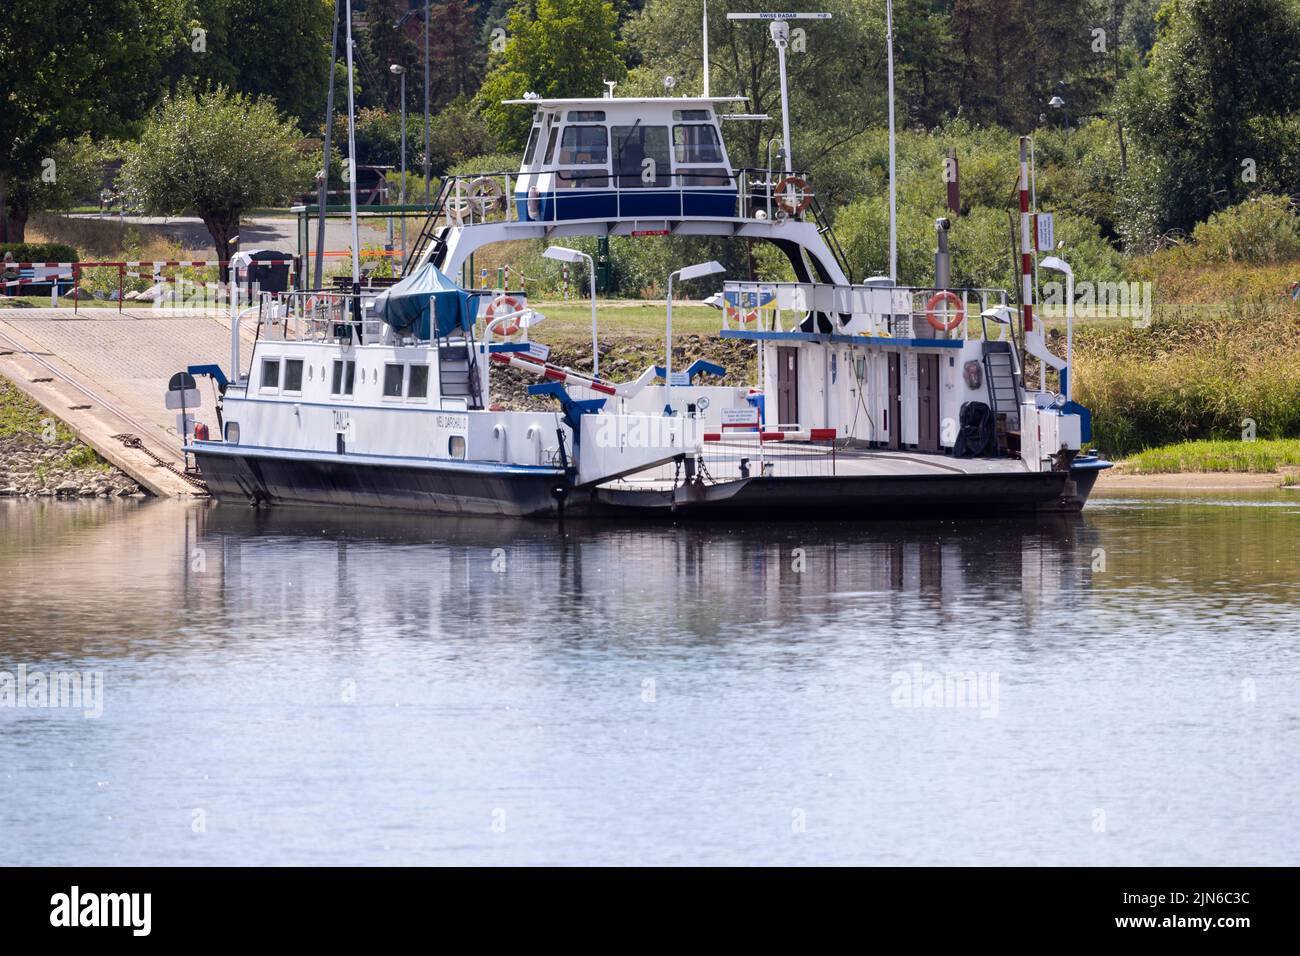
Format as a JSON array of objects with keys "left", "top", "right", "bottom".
[
  {"left": 0, "top": 242, "right": 79, "bottom": 263},
  {"left": 1187, "top": 194, "right": 1300, "bottom": 264}
]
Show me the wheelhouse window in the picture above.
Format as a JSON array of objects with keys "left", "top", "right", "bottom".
[
  {"left": 566, "top": 110, "right": 606, "bottom": 122},
  {"left": 283, "top": 358, "right": 304, "bottom": 392},
  {"left": 613, "top": 125, "right": 670, "bottom": 188},
  {"left": 680, "top": 168, "right": 731, "bottom": 187},
  {"left": 382, "top": 363, "right": 404, "bottom": 398},
  {"left": 259, "top": 358, "right": 280, "bottom": 390},
  {"left": 330, "top": 359, "right": 355, "bottom": 396},
  {"left": 558, "top": 126, "right": 608, "bottom": 166},
  {"left": 523, "top": 124, "right": 541, "bottom": 165},
  {"left": 555, "top": 169, "right": 609, "bottom": 189},
  {"left": 407, "top": 365, "right": 430, "bottom": 399},
  {"left": 673, "top": 125, "right": 724, "bottom": 164},
  {"left": 543, "top": 126, "right": 559, "bottom": 164},
  {"left": 673, "top": 109, "right": 712, "bottom": 121}
]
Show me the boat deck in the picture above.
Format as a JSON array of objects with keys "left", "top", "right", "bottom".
[{"left": 602, "top": 441, "right": 1027, "bottom": 492}]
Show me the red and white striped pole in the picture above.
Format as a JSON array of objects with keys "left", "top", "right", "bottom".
[{"left": 1019, "top": 136, "right": 1034, "bottom": 334}]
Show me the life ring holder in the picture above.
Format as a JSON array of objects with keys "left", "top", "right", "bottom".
[
  {"left": 467, "top": 177, "right": 505, "bottom": 217},
  {"left": 925, "top": 290, "right": 965, "bottom": 332},
  {"left": 486, "top": 294, "right": 522, "bottom": 338},
  {"left": 773, "top": 175, "right": 813, "bottom": 216}
]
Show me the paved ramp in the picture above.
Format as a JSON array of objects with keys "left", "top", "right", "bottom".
[{"left": 0, "top": 307, "right": 254, "bottom": 496}]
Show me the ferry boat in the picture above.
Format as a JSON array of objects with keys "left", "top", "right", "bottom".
[{"left": 182, "top": 15, "right": 1110, "bottom": 518}]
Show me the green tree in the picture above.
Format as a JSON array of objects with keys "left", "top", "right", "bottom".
[
  {"left": 0, "top": 0, "right": 187, "bottom": 240},
  {"left": 168, "top": 0, "right": 336, "bottom": 127},
  {"left": 121, "top": 86, "right": 315, "bottom": 278},
  {"left": 1119, "top": 0, "right": 1300, "bottom": 241},
  {"left": 478, "top": 0, "right": 629, "bottom": 150}
]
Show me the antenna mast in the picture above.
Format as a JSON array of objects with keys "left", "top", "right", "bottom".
[
  {"left": 727, "top": 13, "right": 831, "bottom": 175},
  {"left": 886, "top": 0, "right": 897, "bottom": 282},
  {"left": 344, "top": 0, "right": 360, "bottom": 284},
  {"left": 703, "top": 1, "right": 710, "bottom": 97}
]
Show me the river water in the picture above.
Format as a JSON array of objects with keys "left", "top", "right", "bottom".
[{"left": 1, "top": 491, "right": 1297, "bottom": 866}]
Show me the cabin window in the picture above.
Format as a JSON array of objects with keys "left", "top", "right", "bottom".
[
  {"left": 555, "top": 169, "right": 609, "bottom": 189},
  {"left": 225, "top": 422, "right": 239, "bottom": 444},
  {"left": 679, "top": 168, "right": 731, "bottom": 186},
  {"left": 283, "top": 359, "right": 304, "bottom": 392},
  {"left": 566, "top": 110, "right": 606, "bottom": 122},
  {"left": 543, "top": 127, "right": 559, "bottom": 164},
  {"left": 674, "top": 125, "right": 724, "bottom": 164},
  {"left": 613, "top": 125, "right": 670, "bottom": 187},
  {"left": 523, "top": 124, "right": 541, "bottom": 165},
  {"left": 259, "top": 358, "right": 280, "bottom": 390},
  {"left": 673, "top": 109, "right": 712, "bottom": 121},
  {"left": 382, "top": 363, "right": 404, "bottom": 398},
  {"left": 558, "top": 125, "right": 608, "bottom": 165},
  {"left": 408, "top": 365, "right": 430, "bottom": 399},
  {"left": 448, "top": 435, "right": 466, "bottom": 459},
  {"left": 330, "top": 359, "right": 355, "bottom": 395}
]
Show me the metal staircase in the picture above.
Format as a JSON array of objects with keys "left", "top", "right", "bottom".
[
  {"left": 403, "top": 178, "right": 455, "bottom": 274},
  {"left": 437, "top": 336, "right": 483, "bottom": 409},
  {"left": 808, "top": 196, "right": 853, "bottom": 284},
  {"left": 982, "top": 340, "right": 1023, "bottom": 449}
]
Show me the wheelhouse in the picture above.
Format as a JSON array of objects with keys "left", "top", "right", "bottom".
[{"left": 508, "top": 96, "right": 745, "bottom": 223}]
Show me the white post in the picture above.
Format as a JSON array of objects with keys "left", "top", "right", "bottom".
[
  {"left": 665, "top": 272, "right": 675, "bottom": 413},
  {"left": 585, "top": 251, "right": 599, "bottom": 378},
  {"left": 399, "top": 71, "right": 407, "bottom": 272},
  {"left": 886, "top": 0, "right": 898, "bottom": 282},
  {"left": 1065, "top": 269, "right": 1074, "bottom": 401},
  {"left": 344, "top": 0, "right": 361, "bottom": 284},
  {"left": 774, "top": 22, "right": 793, "bottom": 174},
  {"left": 702, "top": 0, "right": 710, "bottom": 97}
]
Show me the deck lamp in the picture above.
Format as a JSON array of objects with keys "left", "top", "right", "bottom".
[
  {"left": 665, "top": 261, "right": 725, "bottom": 412},
  {"left": 543, "top": 245, "right": 599, "bottom": 377}
]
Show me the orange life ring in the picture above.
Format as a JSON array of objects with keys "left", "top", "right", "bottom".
[
  {"left": 925, "top": 290, "right": 964, "bottom": 331},
  {"left": 486, "top": 294, "right": 522, "bottom": 337},
  {"left": 773, "top": 175, "right": 813, "bottom": 216}
]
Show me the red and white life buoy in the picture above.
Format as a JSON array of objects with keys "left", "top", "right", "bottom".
[
  {"left": 925, "top": 290, "right": 964, "bottom": 332},
  {"left": 773, "top": 175, "right": 813, "bottom": 216},
  {"left": 486, "top": 294, "right": 522, "bottom": 337}
]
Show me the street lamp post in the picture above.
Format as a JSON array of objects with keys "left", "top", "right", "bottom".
[
  {"left": 390, "top": 63, "right": 407, "bottom": 272},
  {"left": 543, "top": 246, "right": 599, "bottom": 377},
  {"left": 665, "top": 261, "right": 725, "bottom": 414},
  {"left": 1040, "top": 256, "right": 1074, "bottom": 400}
]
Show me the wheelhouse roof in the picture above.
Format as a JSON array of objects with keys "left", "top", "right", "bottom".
[{"left": 502, "top": 96, "right": 748, "bottom": 107}]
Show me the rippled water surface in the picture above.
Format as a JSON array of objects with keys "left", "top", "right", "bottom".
[{"left": 1, "top": 491, "right": 1297, "bottom": 865}]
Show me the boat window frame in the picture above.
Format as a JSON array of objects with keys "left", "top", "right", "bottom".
[
  {"left": 672, "top": 123, "right": 726, "bottom": 167},
  {"left": 381, "top": 362, "right": 405, "bottom": 400},
  {"left": 612, "top": 123, "right": 671, "bottom": 189},
  {"left": 282, "top": 357, "right": 305, "bottom": 394},
  {"left": 259, "top": 356, "right": 281, "bottom": 393},
  {"left": 448, "top": 435, "right": 466, "bottom": 459},
  {"left": 330, "top": 358, "right": 356, "bottom": 399},
  {"left": 407, "top": 364, "right": 430, "bottom": 402},
  {"left": 523, "top": 123, "right": 542, "bottom": 166},
  {"left": 557, "top": 124, "right": 609, "bottom": 167}
]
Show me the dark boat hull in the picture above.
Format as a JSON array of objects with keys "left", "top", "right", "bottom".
[{"left": 193, "top": 445, "right": 1106, "bottom": 519}]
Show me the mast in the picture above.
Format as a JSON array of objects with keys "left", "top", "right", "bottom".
[
  {"left": 344, "top": 0, "right": 360, "bottom": 284},
  {"left": 313, "top": 0, "right": 340, "bottom": 290},
  {"left": 886, "top": 0, "right": 897, "bottom": 282},
  {"left": 703, "top": 1, "right": 710, "bottom": 97}
]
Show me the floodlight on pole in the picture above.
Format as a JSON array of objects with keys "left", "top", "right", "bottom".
[
  {"left": 1040, "top": 255, "right": 1074, "bottom": 400},
  {"left": 665, "top": 261, "right": 725, "bottom": 412},
  {"left": 543, "top": 246, "right": 600, "bottom": 377}
]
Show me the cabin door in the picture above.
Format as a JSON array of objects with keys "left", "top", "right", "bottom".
[
  {"left": 886, "top": 353, "right": 901, "bottom": 449},
  {"left": 918, "top": 353, "right": 941, "bottom": 452},
  {"left": 776, "top": 347, "right": 799, "bottom": 425}
]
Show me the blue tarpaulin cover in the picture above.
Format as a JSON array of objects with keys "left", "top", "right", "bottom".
[{"left": 373, "top": 263, "right": 477, "bottom": 339}]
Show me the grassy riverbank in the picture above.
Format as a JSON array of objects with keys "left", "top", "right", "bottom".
[
  {"left": 1116, "top": 438, "right": 1300, "bottom": 475},
  {"left": 0, "top": 376, "right": 143, "bottom": 498}
]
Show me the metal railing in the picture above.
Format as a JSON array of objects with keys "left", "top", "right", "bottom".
[
  {"left": 256, "top": 291, "right": 383, "bottom": 345},
  {"left": 719, "top": 280, "right": 1011, "bottom": 341}
]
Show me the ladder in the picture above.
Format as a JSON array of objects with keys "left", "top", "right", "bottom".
[
  {"left": 437, "top": 336, "right": 483, "bottom": 410},
  {"left": 982, "top": 340, "right": 1023, "bottom": 449},
  {"left": 808, "top": 195, "right": 853, "bottom": 284},
  {"left": 403, "top": 178, "right": 455, "bottom": 274}
]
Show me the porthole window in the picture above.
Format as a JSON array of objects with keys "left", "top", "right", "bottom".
[
  {"left": 225, "top": 421, "right": 240, "bottom": 444},
  {"left": 448, "top": 435, "right": 466, "bottom": 459}
]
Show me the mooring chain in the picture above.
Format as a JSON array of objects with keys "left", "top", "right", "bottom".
[{"left": 110, "top": 433, "right": 209, "bottom": 491}]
